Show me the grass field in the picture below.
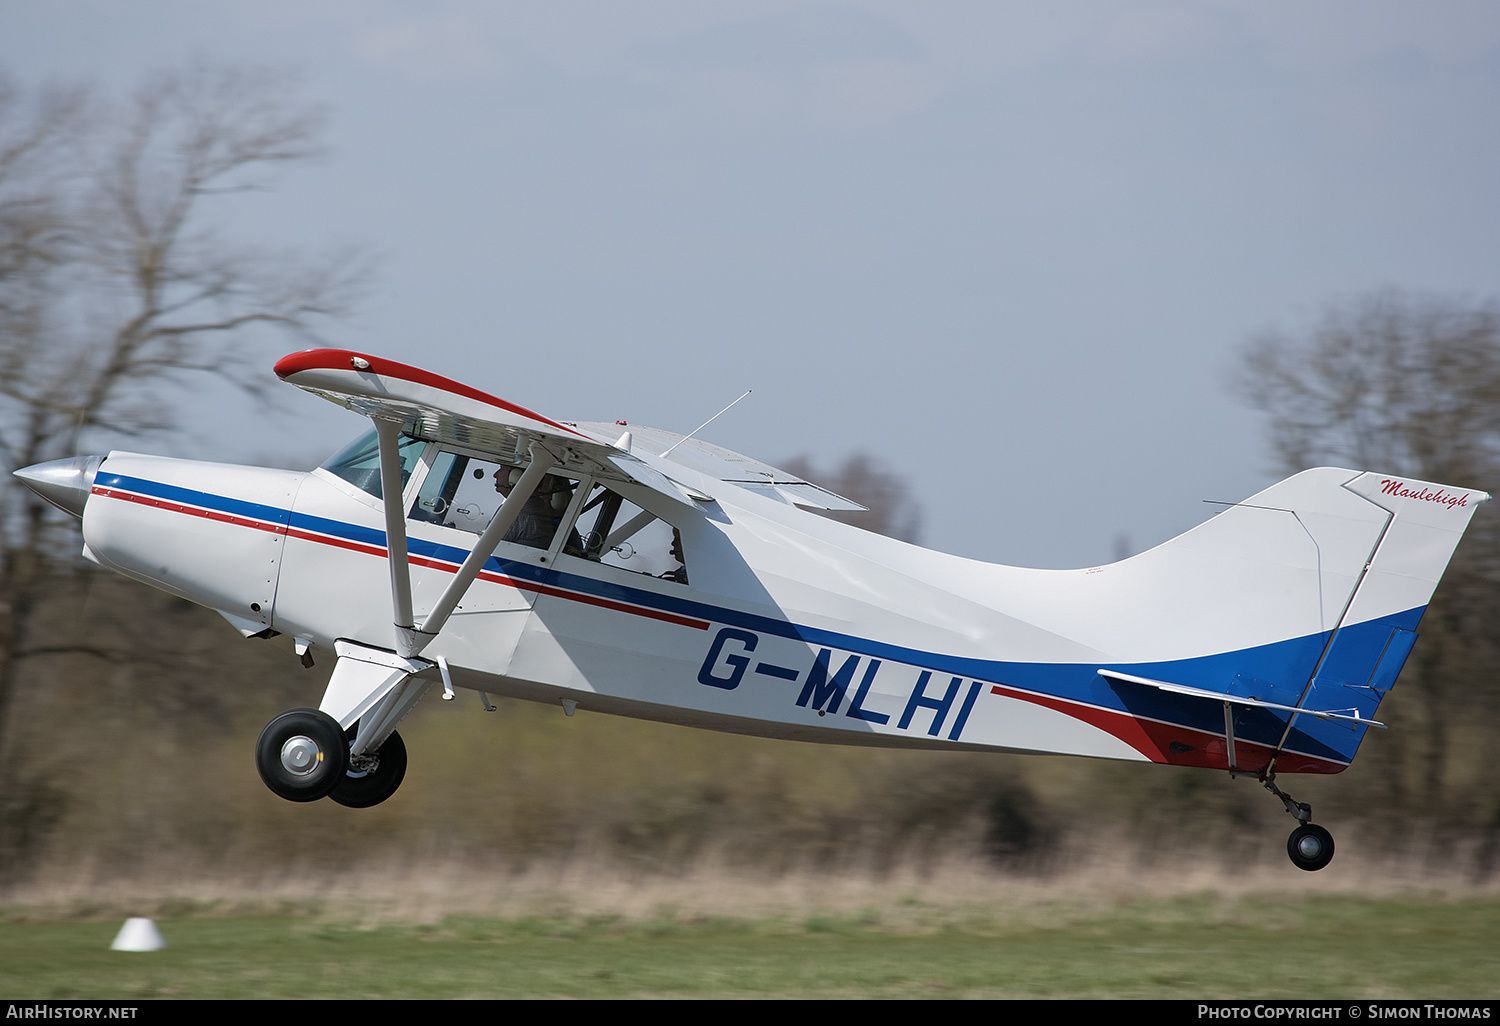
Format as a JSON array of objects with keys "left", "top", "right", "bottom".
[{"left": 4, "top": 891, "right": 1499, "bottom": 999}]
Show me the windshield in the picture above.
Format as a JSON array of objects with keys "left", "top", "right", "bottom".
[{"left": 321, "top": 428, "right": 426, "bottom": 499}]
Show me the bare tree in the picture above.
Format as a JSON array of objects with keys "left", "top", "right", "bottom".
[
  {"left": 780, "top": 453, "right": 922, "bottom": 543},
  {"left": 0, "top": 67, "right": 362, "bottom": 868},
  {"left": 1236, "top": 290, "right": 1500, "bottom": 834},
  {"left": 1237, "top": 291, "right": 1500, "bottom": 483}
]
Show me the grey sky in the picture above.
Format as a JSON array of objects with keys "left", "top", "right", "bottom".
[{"left": 4, "top": 1, "right": 1498, "bottom": 567}]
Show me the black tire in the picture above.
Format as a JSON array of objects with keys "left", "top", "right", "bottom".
[
  {"left": 1287, "top": 823, "right": 1335, "bottom": 872},
  {"left": 255, "top": 708, "right": 349, "bottom": 802},
  {"left": 329, "top": 728, "right": 407, "bottom": 809}
]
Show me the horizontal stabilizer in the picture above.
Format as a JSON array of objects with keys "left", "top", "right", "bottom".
[{"left": 1097, "top": 669, "right": 1386, "bottom": 728}]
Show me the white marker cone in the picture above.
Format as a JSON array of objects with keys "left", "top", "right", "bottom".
[{"left": 110, "top": 917, "right": 166, "bottom": 951}]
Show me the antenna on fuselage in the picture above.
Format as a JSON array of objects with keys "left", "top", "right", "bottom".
[{"left": 659, "top": 389, "right": 752, "bottom": 458}]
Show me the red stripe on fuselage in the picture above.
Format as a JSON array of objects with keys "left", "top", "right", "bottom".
[
  {"left": 987, "top": 682, "right": 1347, "bottom": 774},
  {"left": 91, "top": 486, "right": 287, "bottom": 536},
  {"left": 92, "top": 485, "right": 709, "bottom": 631}
]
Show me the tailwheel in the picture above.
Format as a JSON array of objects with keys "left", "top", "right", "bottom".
[
  {"left": 329, "top": 727, "right": 408, "bottom": 809},
  {"left": 1262, "top": 771, "right": 1333, "bottom": 871},
  {"left": 1287, "top": 823, "right": 1335, "bottom": 872},
  {"left": 255, "top": 708, "right": 348, "bottom": 802}
]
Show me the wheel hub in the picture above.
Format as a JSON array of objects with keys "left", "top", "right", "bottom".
[
  {"left": 279, "top": 735, "right": 323, "bottom": 776},
  {"left": 1297, "top": 834, "right": 1324, "bottom": 859}
]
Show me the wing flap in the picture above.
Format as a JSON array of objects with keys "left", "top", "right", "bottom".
[{"left": 572, "top": 421, "right": 867, "bottom": 511}]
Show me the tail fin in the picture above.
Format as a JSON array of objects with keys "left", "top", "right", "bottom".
[{"left": 1090, "top": 468, "right": 1487, "bottom": 773}]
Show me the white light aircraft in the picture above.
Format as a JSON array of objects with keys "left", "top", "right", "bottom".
[{"left": 14, "top": 350, "right": 1489, "bottom": 871}]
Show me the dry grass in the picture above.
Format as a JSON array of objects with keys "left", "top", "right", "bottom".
[{"left": 8, "top": 832, "right": 1500, "bottom": 928}]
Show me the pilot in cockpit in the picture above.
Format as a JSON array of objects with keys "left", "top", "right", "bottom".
[{"left": 493, "top": 467, "right": 582, "bottom": 552}]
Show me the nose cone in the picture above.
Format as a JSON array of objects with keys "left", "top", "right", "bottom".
[{"left": 13, "top": 455, "right": 104, "bottom": 519}]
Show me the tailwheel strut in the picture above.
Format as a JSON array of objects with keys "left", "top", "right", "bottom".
[{"left": 1261, "top": 771, "right": 1312, "bottom": 825}]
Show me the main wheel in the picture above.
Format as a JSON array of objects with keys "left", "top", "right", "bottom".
[
  {"left": 329, "top": 728, "right": 407, "bottom": 809},
  {"left": 255, "top": 708, "right": 348, "bottom": 802},
  {"left": 1287, "top": 823, "right": 1335, "bottom": 872}
]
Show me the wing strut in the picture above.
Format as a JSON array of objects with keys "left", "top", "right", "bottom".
[{"left": 374, "top": 416, "right": 418, "bottom": 654}]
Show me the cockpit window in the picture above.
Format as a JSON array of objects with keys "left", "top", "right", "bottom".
[
  {"left": 571, "top": 482, "right": 688, "bottom": 584},
  {"left": 408, "top": 448, "right": 581, "bottom": 553},
  {"left": 322, "top": 428, "right": 426, "bottom": 500}
]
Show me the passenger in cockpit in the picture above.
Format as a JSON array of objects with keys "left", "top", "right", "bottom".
[{"left": 492, "top": 467, "right": 580, "bottom": 552}]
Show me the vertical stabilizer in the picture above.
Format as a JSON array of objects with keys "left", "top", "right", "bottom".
[{"left": 1295, "top": 473, "right": 1488, "bottom": 739}]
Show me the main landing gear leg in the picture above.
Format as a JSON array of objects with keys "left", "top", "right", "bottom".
[
  {"left": 255, "top": 641, "right": 434, "bottom": 806},
  {"left": 1261, "top": 771, "right": 1335, "bottom": 872}
]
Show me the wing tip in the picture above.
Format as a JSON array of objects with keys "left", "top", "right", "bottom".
[
  {"left": 273, "top": 349, "right": 586, "bottom": 440},
  {"left": 274, "top": 348, "right": 380, "bottom": 381}
]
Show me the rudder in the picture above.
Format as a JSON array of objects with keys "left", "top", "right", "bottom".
[{"left": 1291, "top": 472, "right": 1487, "bottom": 763}]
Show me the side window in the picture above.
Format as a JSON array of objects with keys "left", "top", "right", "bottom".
[
  {"left": 321, "top": 428, "right": 426, "bottom": 500},
  {"left": 408, "top": 448, "right": 581, "bottom": 554},
  {"left": 571, "top": 482, "right": 688, "bottom": 584},
  {"left": 410, "top": 450, "right": 501, "bottom": 533}
]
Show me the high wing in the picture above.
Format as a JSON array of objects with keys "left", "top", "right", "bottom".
[
  {"left": 274, "top": 349, "right": 699, "bottom": 507},
  {"left": 274, "top": 349, "right": 864, "bottom": 511}
]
